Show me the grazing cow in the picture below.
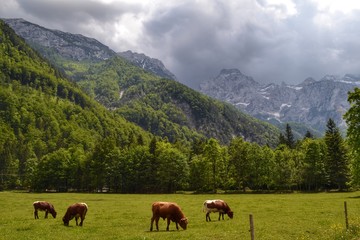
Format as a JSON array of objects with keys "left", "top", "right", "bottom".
[
  {"left": 203, "top": 199, "right": 233, "bottom": 222},
  {"left": 62, "top": 202, "right": 88, "bottom": 226},
  {"left": 33, "top": 201, "right": 57, "bottom": 219},
  {"left": 150, "top": 201, "right": 188, "bottom": 231}
]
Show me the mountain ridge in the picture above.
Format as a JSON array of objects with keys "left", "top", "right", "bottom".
[
  {"left": 3, "top": 18, "right": 177, "bottom": 80},
  {"left": 200, "top": 69, "right": 359, "bottom": 133},
  {"left": 118, "top": 50, "right": 177, "bottom": 80}
]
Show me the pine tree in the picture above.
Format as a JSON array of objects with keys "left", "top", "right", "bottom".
[
  {"left": 285, "top": 124, "right": 295, "bottom": 149},
  {"left": 304, "top": 130, "right": 314, "bottom": 140},
  {"left": 324, "top": 118, "right": 349, "bottom": 190}
]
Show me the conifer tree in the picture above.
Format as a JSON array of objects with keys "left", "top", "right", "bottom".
[
  {"left": 324, "top": 118, "right": 349, "bottom": 190},
  {"left": 278, "top": 124, "right": 295, "bottom": 148},
  {"left": 304, "top": 130, "right": 314, "bottom": 140},
  {"left": 285, "top": 123, "right": 295, "bottom": 149}
]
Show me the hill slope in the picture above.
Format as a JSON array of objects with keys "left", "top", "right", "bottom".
[
  {"left": 68, "top": 56, "right": 280, "bottom": 145},
  {"left": 3, "top": 18, "right": 280, "bottom": 146},
  {"left": 0, "top": 19, "right": 152, "bottom": 188}
]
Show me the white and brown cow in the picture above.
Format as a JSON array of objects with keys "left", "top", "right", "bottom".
[
  {"left": 150, "top": 201, "right": 188, "bottom": 231},
  {"left": 203, "top": 199, "right": 233, "bottom": 221},
  {"left": 33, "top": 201, "right": 57, "bottom": 219},
  {"left": 62, "top": 202, "right": 88, "bottom": 226}
]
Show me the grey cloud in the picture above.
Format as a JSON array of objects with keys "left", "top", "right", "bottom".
[
  {"left": 14, "top": 0, "right": 141, "bottom": 36},
  {"left": 143, "top": 0, "right": 360, "bottom": 88},
  {"left": 142, "top": 1, "right": 299, "bottom": 88},
  {"left": 16, "top": 0, "right": 137, "bottom": 22},
  {"left": 2, "top": 0, "right": 360, "bottom": 89}
]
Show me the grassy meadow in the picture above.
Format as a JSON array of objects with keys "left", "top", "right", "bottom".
[{"left": 1, "top": 191, "right": 360, "bottom": 240}]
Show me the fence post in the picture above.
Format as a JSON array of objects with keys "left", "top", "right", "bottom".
[
  {"left": 249, "top": 214, "right": 255, "bottom": 240},
  {"left": 344, "top": 201, "right": 349, "bottom": 229}
]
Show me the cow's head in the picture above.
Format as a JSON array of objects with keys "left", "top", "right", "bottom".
[
  {"left": 227, "top": 211, "right": 234, "bottom": 219},
  {"left": 63, "top": 217, "right": 69, "bottom": 226},
  {"left": 50, "top": 206, "right": 57, "bottom": 218},
  {"left": 51, "top": 210, "right": 57, "bottom": 218},
  {"left": 179, "top": 217, "right": 188, "bottom": 230}
]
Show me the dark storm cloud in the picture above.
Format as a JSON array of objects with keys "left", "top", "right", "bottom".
[
  {"left": 141, "top": 0, "right": 360, "bottom": 88},
  {"left": 142, "top": 0, "right": 299, "bottom": 88}
]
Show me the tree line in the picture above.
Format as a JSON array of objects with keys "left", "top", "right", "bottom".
[{"left": 0, "top": 116, "right": 352, "bottom": 193}]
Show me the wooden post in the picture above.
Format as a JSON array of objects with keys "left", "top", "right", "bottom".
[
  {"left": 249, "top": 214, "right": 255, "bottom": 240},
  {"left": 344, "top": 201, "right": 349, "bottom": 229}
]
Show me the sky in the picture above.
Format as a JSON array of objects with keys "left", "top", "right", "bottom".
[{"left": 1, "top": 0, "right": 360, "bottom": 89}]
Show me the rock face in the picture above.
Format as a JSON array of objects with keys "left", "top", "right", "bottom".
[
  {"left": 200, "top": 69, "right": 360, "bottom": 132},
  {"left": 3, "top": 18, "right": 116, "bottom": 61},
  {"left": 118, "top": 50, "right": 177, "bottom": 80}
]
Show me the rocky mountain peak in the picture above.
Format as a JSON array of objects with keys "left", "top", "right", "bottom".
[
  {"left": 212, "top": 68, "right": 259, "bottom": 87},
  {"left": 118, "top": 50, "right": 177, "bottom": 80},
  {"left": 298, "top": 77, "right": 316, "bottom": 86},
  {"left": 219, "top": 68, "right": 242, "bottom": 75}
]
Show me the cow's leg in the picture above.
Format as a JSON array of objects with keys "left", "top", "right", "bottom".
[
  {"left": 206, "top": 212, "right": 211, "bottom": 222},
  {"left": 79, "top": 217, "right": 84, "bottom": 226},
  {"left": 45, "top": 210, "right": 48, "bottom": 218},
  {"left": 175, "top": 222, "right": 179, "bottom": 230},
  {"left": 155, "top": 217, "right": 160, "bottom": 231},
  {"left": 34, "top": 209, "right": 38, "bottom": 219},
  {"left": 150, "top": 216, "right": 155, "bottom": 231},
  {"left": 166, "top": 218, "right": 171, "bottom": 231},
  {"left": 218, "top": 212, "right": 224, "bottom": 220},
  {"left": 75, "top": 216, "right": 79, "bottom": 226}
]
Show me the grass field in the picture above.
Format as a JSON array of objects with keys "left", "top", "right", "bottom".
[{"left": 1, "top": 191, "right": 360, "bottom": 239}]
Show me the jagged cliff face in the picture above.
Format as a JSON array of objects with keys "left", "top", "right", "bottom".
[
  {"left": 200, "top": 69, "right": 360, "bottom": 132},
  {"left": 118, "top": 50, "right": 177, "bottom": 80},
  {"left": 3, "top": 18, "right": 116, "bottom": 61}
]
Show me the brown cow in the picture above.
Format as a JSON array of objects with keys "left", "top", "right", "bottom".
[
  {"left": 150, "top": 201, "right": 188, "bottom": 231},
  {"left": 62, "top": 202, "right": 88, "bottom": 226},
  {"left": 33, "top": 201, "right": 57, "bottom": 219},
  {"left": 203, "top": 199, "right": 233, "bottom": 221}
]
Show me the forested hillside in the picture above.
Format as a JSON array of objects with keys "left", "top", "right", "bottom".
[
  {"left": 0, "top": 20, "right": 152, "bottom": 190},
  {"left": 40, "top": 52, "right": 280, "bottom": 146},
  {"left": 4, "top": 18, "right": 280, "bottom": 146},
  {"left": 74, "top": 56, "right": 280, "bottom": 145}
]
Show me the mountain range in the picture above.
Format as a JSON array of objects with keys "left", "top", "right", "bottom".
[
  {"left": 3, "top": 18, "right": 279, "bottom": 146},
  {"left": 5, "top": 18, "right": 355, "bottom": 138},
  {"left": 200, "top": 69, "right": 360, "bottom": 133}
]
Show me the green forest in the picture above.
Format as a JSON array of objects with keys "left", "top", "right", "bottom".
[{"left": 1, "top": 19, "right": 360, "bottom": 193}]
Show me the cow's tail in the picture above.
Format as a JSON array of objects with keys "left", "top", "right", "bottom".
[{"left": 202, "top": 201, "right": 207, "bottom": 212}]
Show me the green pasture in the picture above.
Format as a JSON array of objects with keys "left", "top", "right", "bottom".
[{"left": 1, "top": 191, "right": 360, "bottom": 240}]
